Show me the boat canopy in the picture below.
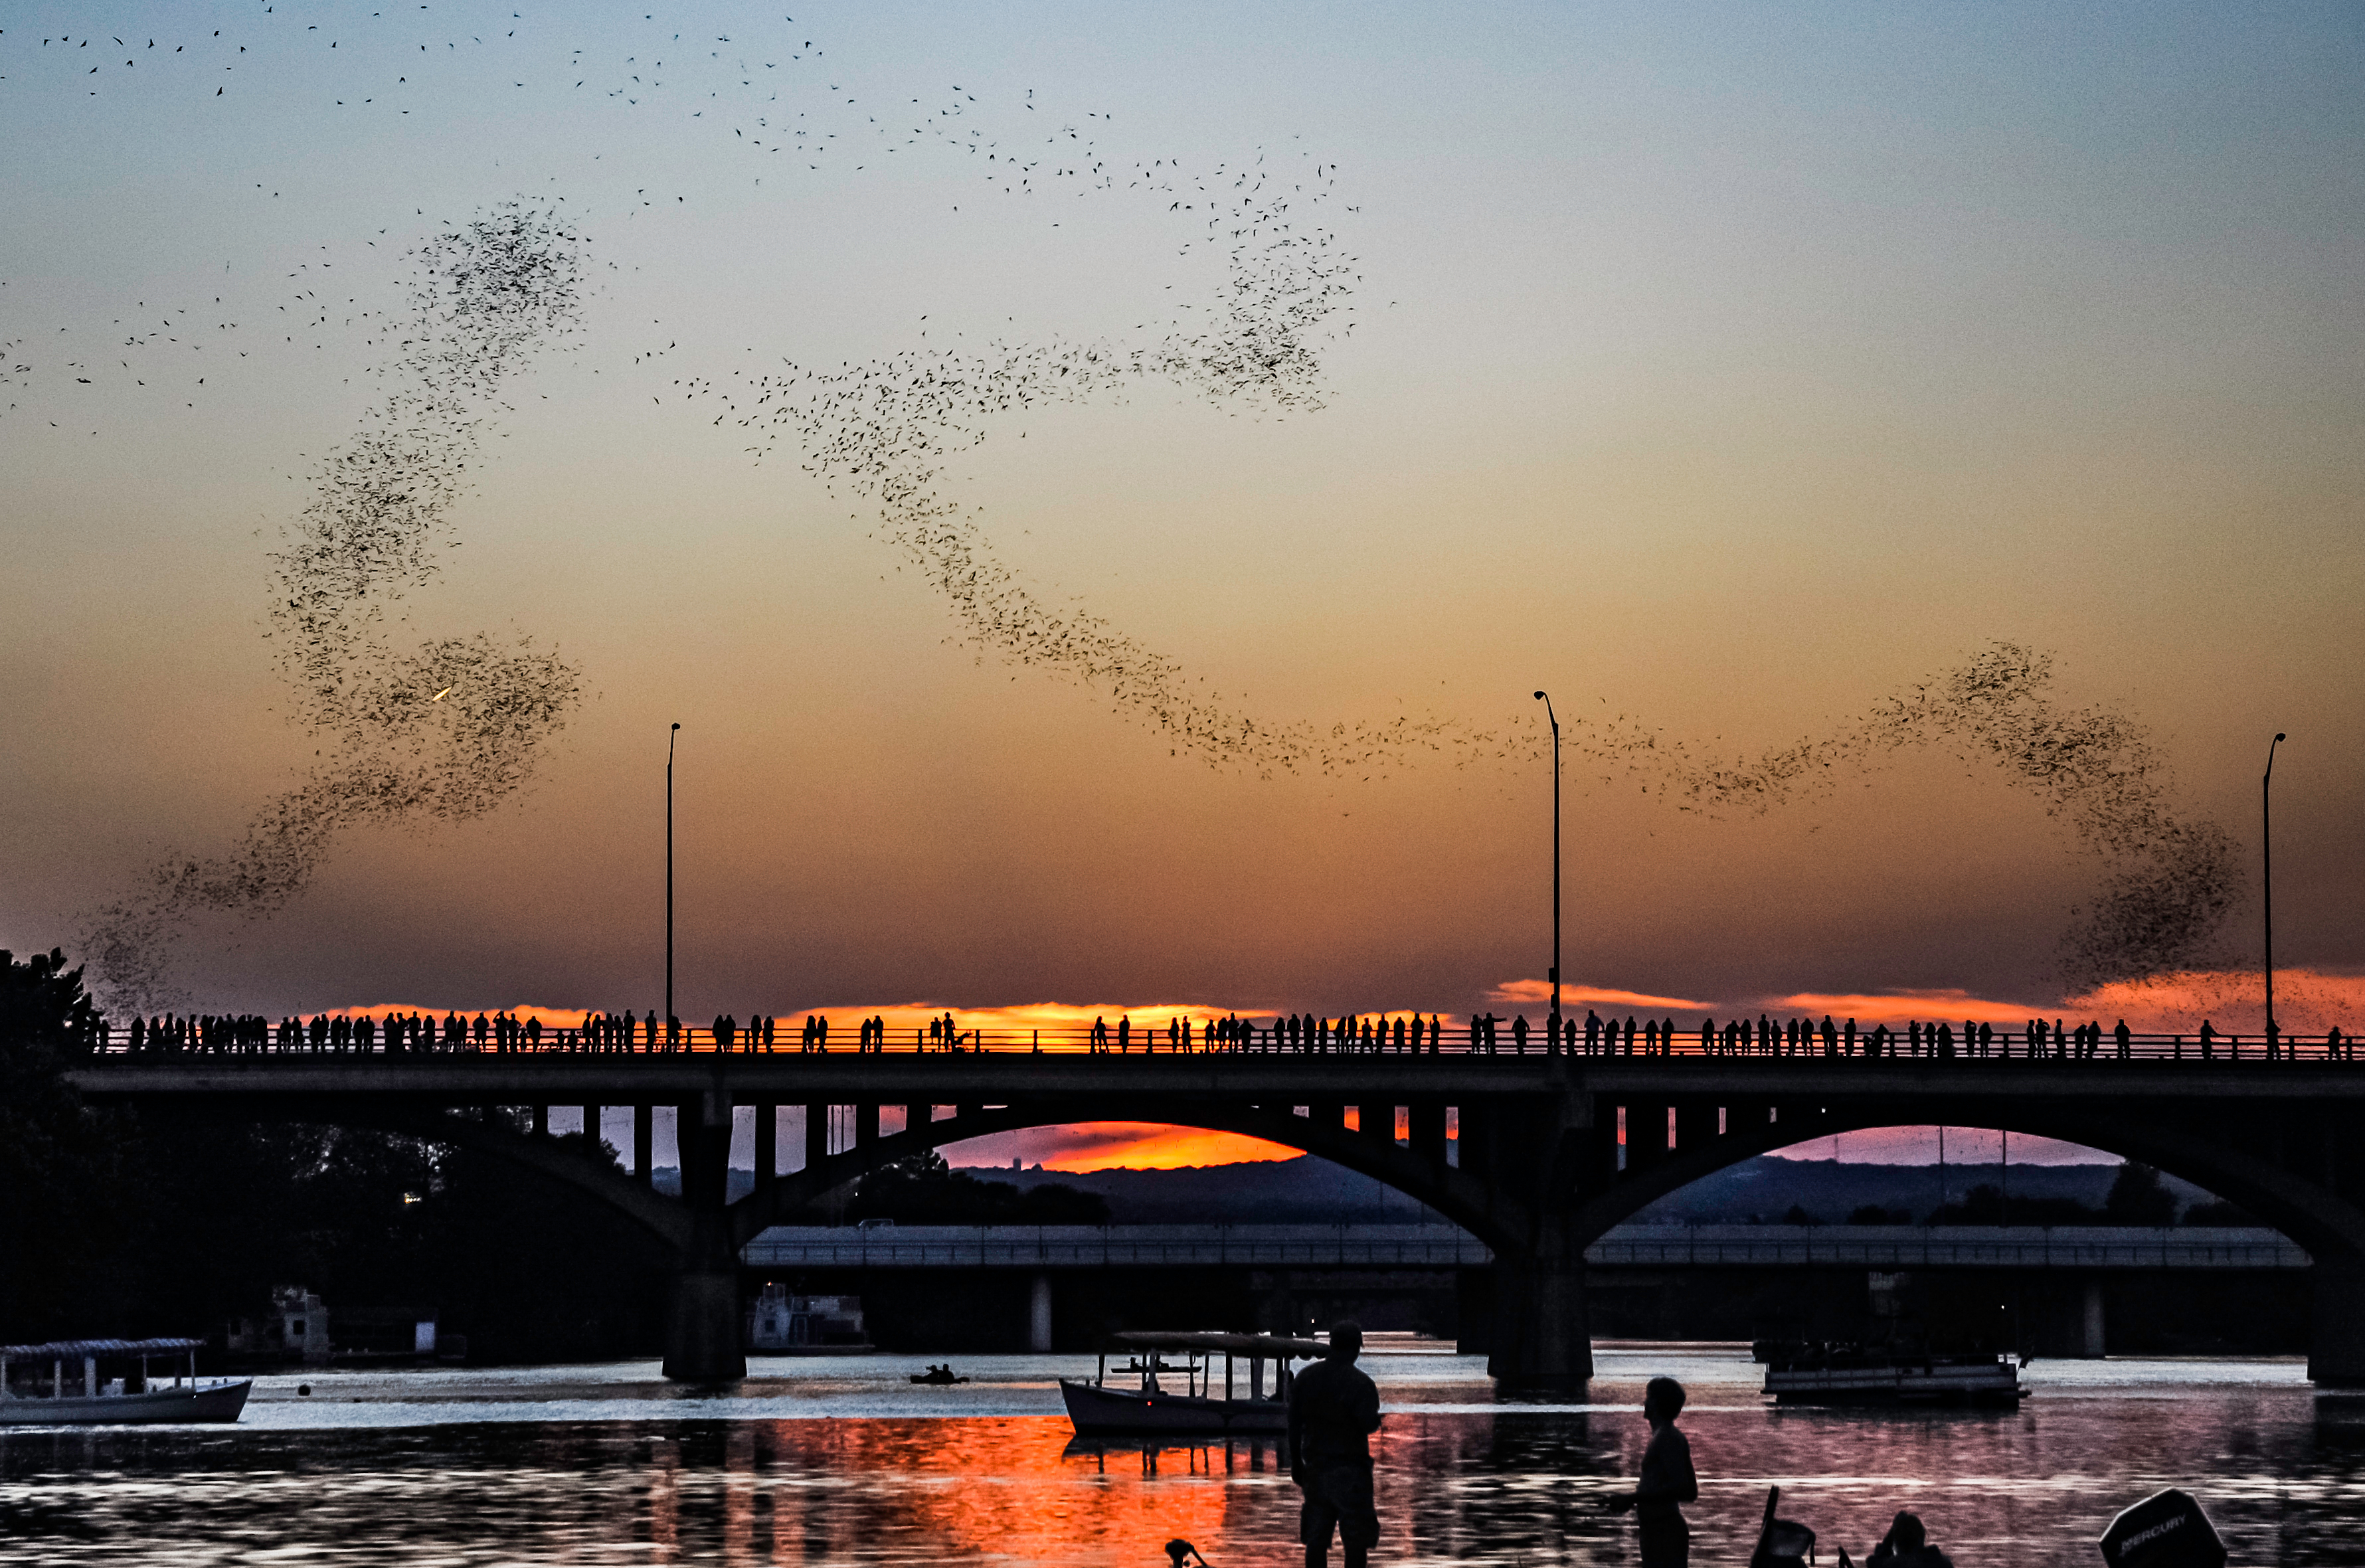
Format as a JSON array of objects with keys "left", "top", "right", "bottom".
[
  {"left": 0, "top": 1338, "right": 205, "bottom": 1359},
  {"left": 1105, "top": 1331, "right": 1332, "bottom": 1357}
]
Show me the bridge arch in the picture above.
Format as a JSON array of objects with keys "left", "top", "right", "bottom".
[
  {"left": 729, "top": 1100, "right": 1518, "bottom": 1253},
  {"left": 1575, "top": 1102, "right": 2365, "bottom": 1264}
]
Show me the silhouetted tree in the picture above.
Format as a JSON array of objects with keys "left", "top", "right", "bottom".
[
  {"left": 2103, "top": 1161, "right": 2179, "bottom": 1227},
  {"left": 2180, "top": 1197, "right": 2260, "bottom": 1227},
  {"left": 0, "top": 949, "right": 130, "bottom": 1337},
  {"left": 850, "top": 1150, "right": 1111, "bottom": 1225},
  {"left": 1929, "top": 1183, "right": 2100, "bottom": 1227}
]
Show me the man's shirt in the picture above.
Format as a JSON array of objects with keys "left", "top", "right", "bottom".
[
  {"left": 1288, "top": 1357, "right": 1382, "bottom": 1469},
  {"left": 1635, "top": 1423, "right": 1697, "bottom": 1520}
]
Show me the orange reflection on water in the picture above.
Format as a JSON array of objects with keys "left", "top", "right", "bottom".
[{"left": 742, "top": 1417, "right": 1278, "bottom": 1566}]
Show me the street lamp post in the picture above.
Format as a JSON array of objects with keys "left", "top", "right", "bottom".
[
  {"left": 667, "top": 722, "right": 681, "bottom": 1039},
  {"left": 1534, "top": 692, "right": 1561, "bottom": 1049},
  {"left": 2263, "top": 731, "right": 2285, "bottom": 1042}
]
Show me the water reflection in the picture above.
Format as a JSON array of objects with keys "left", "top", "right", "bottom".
[{"left": 2, "top": 1354, "right": 2362, "bottom": 1565}]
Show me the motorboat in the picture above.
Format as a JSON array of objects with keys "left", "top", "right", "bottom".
[
  {"left": 1059, "top": 1330, "right": 1329, "bottom": 1436},
  {"left": 1762, "top": 1343, "right": 2026, "bottom": 1407},
  {"left": 0, "top": 1338, "right": 252, "bottom": 1425}
]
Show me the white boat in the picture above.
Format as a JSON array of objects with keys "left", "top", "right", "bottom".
[
  {"left": 1059, "top": 1330, "right": 1329, "bottom": 1437},
  {"left": 1763, "top": 1346, "right": 2026, "bottom": 1407},
  {"left": 0, "top": 1338, "right": 252, "bottom": 1426}
]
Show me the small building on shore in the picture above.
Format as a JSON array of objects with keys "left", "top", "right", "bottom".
[
  {"left": 748, "top": 1285, "right": 869, "bottom": 1351},
  {"left": 225, "top": 1286, "right": 332, "bottom": 1367}
]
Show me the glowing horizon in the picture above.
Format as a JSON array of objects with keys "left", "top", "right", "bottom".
[{"left": 303, "top": 966, "right": 2364, "bottom": 1037}]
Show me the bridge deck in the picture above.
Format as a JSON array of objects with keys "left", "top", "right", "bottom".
[
  {"left": 67, "top": 1054, "right": 2365, "bottom": 1102},
  {"left": 72, "top": 1020, "right": 2357, "bottom": 1063}
]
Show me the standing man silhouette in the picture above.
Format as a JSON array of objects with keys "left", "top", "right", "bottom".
[
  {"left": 1605, "top": 1375, "right": 1697, "bottom": 1567},
  {"left": 1290, "top": 1320, "right": 1383, "bottom": 1568}
]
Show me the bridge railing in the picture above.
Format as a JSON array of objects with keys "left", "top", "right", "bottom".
[
  {"left": 731, "top": 1222, "right": 2309, "bottom": 1271},
  {"left": 74, "top": 1017, "right": 2360, "bottom": 1064},
  {"left": 742, "top": 1223, "right": 1494, "bottom": 1269},
  {"left": 1583, "top": 1224, "right": 2311, "bottom": 1270}
]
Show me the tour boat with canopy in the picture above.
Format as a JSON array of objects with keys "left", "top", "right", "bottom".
[
  {"left": 0, "top": 1339, "right": 252, "bottom": 1425},
  {"left": 1059, "top": 1330, "right": 1330, "bottom": 1436}
]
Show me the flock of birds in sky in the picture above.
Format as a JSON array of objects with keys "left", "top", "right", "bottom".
[
  {"left": 80, "top": 201, "right": 592, "bottom": 1009},
  {"left": 3, "top": 6, "right": 2243, "bottom": 1009}
]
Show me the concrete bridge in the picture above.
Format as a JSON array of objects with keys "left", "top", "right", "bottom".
[
  {"left": 744, "top": 1221, "right": 2309, "bottom": 1355},
  {"left": 65, "top": 1049, "right": 2365, "bottom": 1387},
  {"left": 743, "top": 1221, "right": 2309, "bottom": 1272}
]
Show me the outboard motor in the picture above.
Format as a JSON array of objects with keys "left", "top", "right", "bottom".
[
  {"left": 2099, "top": 1489, "right": 2226, "bottom": 1568},
  {"left": 1751, "top": 1486, "right": 1819, "bottom": 1568}
]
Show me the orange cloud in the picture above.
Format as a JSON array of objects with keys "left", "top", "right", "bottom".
[
  {"left": 812, "top": 1002, "right": 1278, "bottom": 1050},
  {"left": 1764, "top": 970, "right": 2365, "bottom": 1033},
  {"left": 307, "top": 998, "right": 1428, "bottom": 1049},
  {"left": 1763, "top": 990, "right": 2043, "bottom": 1027},
  {"left": 1488, "top": 978, "right": 1714, "bottom": 1012},
  {"left": 2060, "top": 969, "right": 2365, "bottom": 1034}
]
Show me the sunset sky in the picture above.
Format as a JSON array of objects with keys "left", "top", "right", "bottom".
[{"left": 7, "top": 0, "right": 2361, "bottom": 1173}]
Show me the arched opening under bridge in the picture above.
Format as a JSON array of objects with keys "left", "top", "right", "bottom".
[
  {"left": 735, "top": 1118, "right": 1479, "bottom": 1352},
  {"left": 1578, "top": 1099, "right": 2365, "bottom": 1382},
  {"left": 1579, "top": 1122, "right": 2313, "bottom": 1358}
]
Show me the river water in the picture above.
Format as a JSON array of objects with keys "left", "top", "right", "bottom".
[{"left": 5, "top": 1342, "right": 2362, "bottom": 1565}]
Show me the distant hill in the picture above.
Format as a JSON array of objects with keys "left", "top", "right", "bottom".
[
  {"left": 1624, "top": 1157, "right": 2215, "bottom": 1226},
  {"left": 976, "top": 1154, "right": 2223, "bottom": 1227},
  {"left": 703, "top": 1152, "right": 2229, "bottom": 1227},
  {"left": 971, "top": 1157, "right": 1442, "bottom": 1224}
]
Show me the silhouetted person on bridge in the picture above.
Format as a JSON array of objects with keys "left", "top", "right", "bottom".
[
  {"left": 1605, "top": 1375, "right": 1696, "bottom": 1568},
  {"left": 1290, "top": 1320, "right": 1381, "bottom": 1568}
]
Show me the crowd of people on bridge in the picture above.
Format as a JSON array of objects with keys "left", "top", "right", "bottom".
[{"left": 78, "top": 1006, "right": 2358, "bottom": 1062}]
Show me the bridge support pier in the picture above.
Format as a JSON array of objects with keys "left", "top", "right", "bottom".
[
  {"left": 1028, "top": 1273, "right": 1054, "bottom": 1352},
  {"left": 661, "top": 1092, "right": 747, "bottom": 1383},
  {"left": 2310, "top": 1253, "right": 2365, "bottom": 1386},
  {"left": 1486, "top": 1253, "right": 1593, "bottom": 1389},
  {"left": 754, "top": 1102, "right": 777, "bottom": 1187}
]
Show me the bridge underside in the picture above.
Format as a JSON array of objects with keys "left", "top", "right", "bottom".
[{"left": 69, "top": 1058, "right": 2365, "bottom": 1385}]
